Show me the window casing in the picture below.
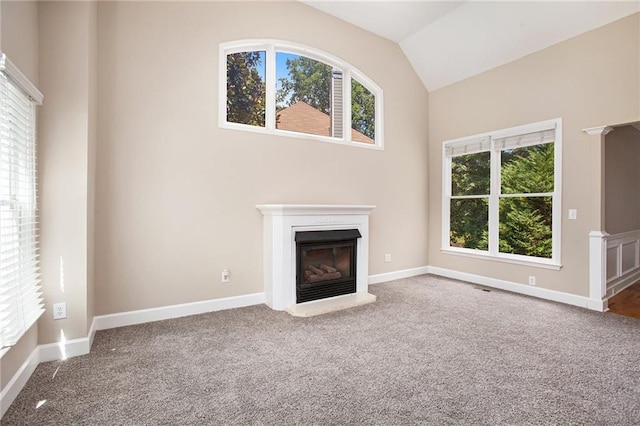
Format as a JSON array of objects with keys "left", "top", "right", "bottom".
[
  {"left": 442, "top": 119, "right": 562, "bottom": 269},
  {"left": 0, "top": 53, "right": 44, "bottom": 352},
  {"left": 220, "top": 40, "right": 383, "bottom": 149}
]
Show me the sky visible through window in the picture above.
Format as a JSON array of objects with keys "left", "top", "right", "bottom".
[
  {"left": 253, "top": 52, "right": 300, "bottom": 84},
  {"left": 251, "top": 52, "right": 301, "bottom": 108}
]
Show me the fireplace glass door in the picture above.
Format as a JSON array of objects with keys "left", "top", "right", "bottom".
[{"left": 295, "top": 229, "right": 361, "bottom": 303}]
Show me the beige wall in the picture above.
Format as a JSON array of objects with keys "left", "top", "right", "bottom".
[
  {"left": 0, "top": 0, "right": 39, "bottom": 394},
  {"left": 0, "top": 0, "right": 38, "bottom": 84},
  {"left": 94, "top": 1, "right": 429, "bottom": 315},
  {"left": 428, "top": 13, "right": 640, "bottom": 297},
  {"left": 38, "top": 1, "right": 97, "bottom": 344},
  {"left": 605, "top": 125, "right": 640, "bottom": 234}
]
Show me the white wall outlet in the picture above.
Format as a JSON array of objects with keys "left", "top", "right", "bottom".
[
  {"left": 221, "top": 269, "right": 230, "bottom": 283},
  {"left": 528, "top": 276, "right": 536, "bottom": 286},
  {"left": 53, "top": 302, "right": 67, "bottom": 320},
  {"left": 384, "top": 253, "right": 392, "bottom": 262},
  {"left": 568, "top": 209, "right": 577, "bottom": 220}
]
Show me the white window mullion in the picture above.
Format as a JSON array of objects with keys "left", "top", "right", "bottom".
[
  {"left": 488, "top": 139, "right": 500, "bottom": 256},
  {"left": 442, "top": 152, "right": 452, "bottom": 250},
  {"left": 552, "top": 119, "right": 562, "bottom": 264},
  {"left": 264, "top": 45, "right": 276, "bottom": 131}
]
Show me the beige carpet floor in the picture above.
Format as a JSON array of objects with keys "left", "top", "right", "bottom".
[{"left": 3, "top": 275, "right": 639, "bottom": 425}]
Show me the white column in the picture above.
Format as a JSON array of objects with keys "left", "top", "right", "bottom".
[
  {"left": 583, "top": 125, "right": 614, "bottom": 311},
  {"left": 588, "top": 231, "right": 609, "bottom": 311}
]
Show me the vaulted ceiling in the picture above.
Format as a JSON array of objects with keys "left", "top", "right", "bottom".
[{"left": 303, "top": 1, "right": 640, "bottom": 91}]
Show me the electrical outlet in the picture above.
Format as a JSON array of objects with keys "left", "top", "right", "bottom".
[
  {"left": 53, "top": 303, "right": 67, "bottom": 320},
  {"left": 528, "top": 276, "right": 536, "bottom": 286},
  {"left": 384, "top": 253, "right": 392, "bottom": 262},
  {"left": 221, "top": 269, "right": 230, "bottom": 283}
]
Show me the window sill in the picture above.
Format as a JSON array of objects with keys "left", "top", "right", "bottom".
[
  {"left": 219, "top": 121, "right": 383, "bottom": 151},
  {"left": 441, "top": 248, "right": 562, "bottom": 271}
]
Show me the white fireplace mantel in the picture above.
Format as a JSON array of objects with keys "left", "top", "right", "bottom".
[{"left": 257, "top": 204, "right": 376, "bottom": 313}]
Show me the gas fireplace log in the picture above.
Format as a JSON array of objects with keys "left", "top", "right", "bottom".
[
  {"left": 308, "top": 265, "right": 326, "bottom": 275},
  {"left": 306, "top": 271, "right": 342, "bottom": 283},
  {"left": 319, "top": 264, "right": 338, "bottom": 273}
]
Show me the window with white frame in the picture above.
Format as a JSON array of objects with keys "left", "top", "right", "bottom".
[
  {"left": 220, "top": 40, "right": 383, "bottom": 149},
  {"left": 442, "top": 118, "right": 561, "bottom": 268},
  {"left": 0, "top": 53, "right": 44, "bottom": 351}
]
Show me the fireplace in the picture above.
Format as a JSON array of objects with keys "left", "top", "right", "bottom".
[
  {"left": 256, "top": 204, "right": 376, "bottom": 315},
  {"left": 295, "top": 229, "right": 361, "bottom": 303}
]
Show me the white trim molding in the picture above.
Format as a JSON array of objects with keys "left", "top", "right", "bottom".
[
  {"left": 94, "top": 292, "right": 265, "bottom": 331},
  {"left": 39, "top": 330, "right": 94, "bottom": 363},
  {"left": 427, "top": 266, "right": 605, "bottom": 311},
  {"left": 0, "top": 346, "right": 40, "bottom": 418},
  {"left": 602, "top": 229, "right": 640, "bottom": 299},
  {"left": 582, "top": 125, "right": 614, "bottom": 136},
  {"left": 1, "top": 319, "right": 97, "bottom": 418},
  {"left": 369, "top": 266, "right": 430, "bottom": 284},
  {"left": 1, "top": 319, "right": 98, "bottom": 419},
  {"left": 589, "top": 230, "right": 609, "bottom": 310}
]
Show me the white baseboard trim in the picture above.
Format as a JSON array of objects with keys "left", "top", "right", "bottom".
[
  {"left": 608, "top": 268, "right": 640, "bottom": 299},
  {"left": 369, "top": 266, "right": 430, "bottom": 284},
  {"left": 39, "top": 336, "right": 91, "bottom": 363},
  {"left": 0, "top": 346, "right": 40, "bottom": 419},
  {"left": 427, "top": 266, "right": 605, "bottom": 311},
  {"left": 38, "top": 318, "right": 97, "bottom": 363},
  {"left": 94, "top": 292, "right": 266, "bottom": 331}
]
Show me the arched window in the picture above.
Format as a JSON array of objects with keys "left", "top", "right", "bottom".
[{"left": 220, "top": 40, "right": 383, "bottom": 149}]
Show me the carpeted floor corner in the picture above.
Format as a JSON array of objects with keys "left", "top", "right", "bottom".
[{"left": 3, "top": 275, "right": 640, "bottom": 425}]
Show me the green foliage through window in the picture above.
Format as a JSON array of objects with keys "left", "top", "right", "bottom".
[
  {"left": 499, "top": 143, "right": 554, "bottom": 258},
  {"left": 351, "top": 79, "right": 375, "bottom": 140},
  {"left": 276, "top": 54, "right": 331, "bottom": 113},
  {"left": 450, "top": 198, "right": 489, "bottom": 250},
  {"left": 499, "top": 197, "right": 552, "bottom": 258},
  {"left": 226, "top": 51, "right": 265, "bottom": 127},
  {"left": 451, "top": 152, "right": 490, "bottom": 196}
]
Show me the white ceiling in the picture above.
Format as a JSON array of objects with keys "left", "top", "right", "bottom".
[{"left": 303, "top": 1, "right": 640, "bottom": 91}]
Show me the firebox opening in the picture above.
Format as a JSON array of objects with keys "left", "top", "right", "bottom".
[{"left": 295, "top": 229, "right": 361, "bottom": 303}]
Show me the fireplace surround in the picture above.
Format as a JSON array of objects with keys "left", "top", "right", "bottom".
[{"left": 256, "top": 204, "right": 376, "bottom": 315}]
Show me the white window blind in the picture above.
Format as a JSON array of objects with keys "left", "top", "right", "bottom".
[
  {"left": 444, "top": 136, "right": 491, "bottom": 158},
  {"left": 0, "top": 53, "right": 44, "bottom": 350},
  {"left": 494, "top": 128, "right": 556, "bottom": 151}
]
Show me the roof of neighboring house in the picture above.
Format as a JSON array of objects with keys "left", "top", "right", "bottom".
[{"left": 276, "top": 101, "right": 374, "bottom": 144}]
